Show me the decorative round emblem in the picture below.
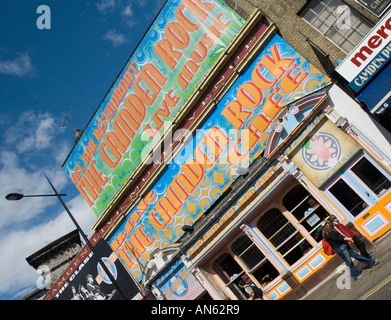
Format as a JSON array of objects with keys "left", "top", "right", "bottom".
[
  {"left": 97, "top": 258, "right": 118, "bottom": 284},
  {"left": 289, "top": 105, "right": 299, "bottom": 115},
  {"left": 274, "top": 123, "right": 283, "bottom": 133},
  {"left": 302, "top": 133, "right": 341, "bottom": 170},
  {"left": 169, "top": 275, "right": 188, "bottom": 296}
]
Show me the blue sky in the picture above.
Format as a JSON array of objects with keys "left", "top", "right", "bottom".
[{"left": 0, "top": 0, "right": 165, "bottom": 300}]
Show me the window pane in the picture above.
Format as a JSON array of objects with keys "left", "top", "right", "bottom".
[
  {"left": 257, "top": 208, "right": 296, "bottom": 248},
  {"left": 314, "top": 12, "right": 334, "bottom": 33},
  {"left": 282, "top": 184, "right": 311, "bottom": 221},
  {"left": 351, "top": 157, "right": 391, "bottom": 197},
  {"left": 257, "top": 209, "right": 312, "bottom": 265},
  {"left": 231, "top": 236, "right": 265, "bottom": 270},
  {"left": 329, "top": 179, "right": 369, "bottom": 216},
  {"left": 252, "top": 260, "right": 280, "bottom": 286},
  {"left": 350, "top": 16, "right": 372, "bottom": 38},
  {"left": 301, "top": 0, "right": 372, "bottom": 53},
  {"left": 278, "top": 233, "right": 304, "bottom": 256},
  {"left": 212, "top": 253, "right": 242, "bottom": 284},
  {"left": 284, "top": 238, "right": 312, "bottom": 265}
]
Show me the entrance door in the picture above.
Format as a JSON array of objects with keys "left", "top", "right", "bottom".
[{"left": 325, "top": 154, "right": 391, "bottom": 240}]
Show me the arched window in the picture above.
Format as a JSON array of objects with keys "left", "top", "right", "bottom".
[
  {"left": 231, "top": 235, "right": 279, "bottom": 286},
  {"left": 282, "top": 185, "right": 310, "bottom": 220},
  {"left": 212, "top": 235, "right": 280, "bottom": 300},
  {"left": 282, "top": 184, "right": 329, "bottom": 241},
  {"left": 231, "top": 236, "right": 265, "bottom": 270},
  {"left": 257, "top": 208, "right": 312, "bottom": 265}
]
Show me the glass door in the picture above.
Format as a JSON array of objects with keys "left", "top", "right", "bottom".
[
  {"left": 350, "top": 157, "right": 391, "bottom": 198},
  {"left": 327, "top": 177, "right": 372, "bottom": 217},
  {"left": 326, "top": 155, "right": 391, "bottom": 218},
  {"left": 325, "top": 154, "right": 391, "bottom": 240}
]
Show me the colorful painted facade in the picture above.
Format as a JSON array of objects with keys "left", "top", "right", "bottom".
[
  {"left": 49, "top": 1, "right": 391, "bottom": 301},
  {"left": 107, "top": 32, "right": 331, "bottom": 284},
  {"left": 178, "top": 86, "right": 391, "bottom": 300}
]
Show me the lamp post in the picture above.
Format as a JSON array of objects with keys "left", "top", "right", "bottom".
[{"left": 6, "top": 175, "right": 130, "bottom": 300}]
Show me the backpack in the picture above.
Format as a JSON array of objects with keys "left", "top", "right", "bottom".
[{"left": 322, "top": 239, "right": 334, "bottom": 256}]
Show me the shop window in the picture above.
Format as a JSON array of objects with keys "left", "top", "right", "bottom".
[
  {"left": 251, "top": 260, "right": 280, "bottom": 287},
  {"left": 212, "top": 236, "right": 280, "bottom": 299},
  {"left": 326, "top": 155, "right": 391, "bottom": 218},
  {"left": 282, "top": 184, "right": 329, "bottom": 241},
  {"left": 257, "top": 208, "right": 313, "bottom": 265},
  {"left": 212, "top": 253, "right": 247, "bottom": 299},
  {"left": 231, "top": 235, "right": 265, "bottom": 270},
  {"left": 212, "top": 253, "right": 242, "bottom": 284},
  {"left": 231, "top": 235, "right": 279, "bottom": 286},
  {"left": 329, "top": 179, "right": 369, "bottom": 216},
  {"left": 301, "top": 0, "right": 372, "bottom": 53},
  {"left": 351, "top": 157, "right": 391, "bottom": 197}
]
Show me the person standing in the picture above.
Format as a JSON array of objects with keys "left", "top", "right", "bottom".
[
  {"left": 238, "top": 280, "right": 264, "bottom": 300},
  {"left": 327, "top": 216, "right": 371, "bottom": 259},
  {"left": 322, "top": 220, "right": 376, "bottom": 280}
]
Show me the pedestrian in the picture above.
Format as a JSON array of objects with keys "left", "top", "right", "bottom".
[
  {"left": 322, "top": 220, "right": 377, "bottom": 280},
  {"left": 328, "top": 216, "right": 371, "bottom": 259},
  {"left": 238, "top": 280, "right": 264, "bottom": 300}
]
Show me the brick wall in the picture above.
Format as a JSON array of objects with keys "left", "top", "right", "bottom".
[{"left": 224, "top": 0, "right": 380, "bottom": 76}]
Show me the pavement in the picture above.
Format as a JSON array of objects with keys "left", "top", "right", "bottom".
[{"left": 301, "top": 229, "right": 391, "bottom": 300}]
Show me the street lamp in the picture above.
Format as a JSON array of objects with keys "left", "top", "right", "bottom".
[
  {"left": 6, "top": 192, "right": 66, "bottom": 200},
  {"left": 6, "top": 175, "right": 130, "bottom": 300}
]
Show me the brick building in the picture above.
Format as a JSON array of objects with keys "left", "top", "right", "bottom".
[{"left": 24, "top": 230, "right": 81, "bottom": 300}]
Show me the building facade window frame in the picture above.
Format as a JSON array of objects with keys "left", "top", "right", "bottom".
[
  {"left": 324, "top": 152, "right": 391, "bottom": 219},
  {"left": 280, "top": 184, "right": 330, "bottom": 242},
  {"left": 210, "top": 233, "right": 281, "bottom": 299},
  {"left": 205, "top": 179, "right": 339, "bottom": 299},
  {"left": 300, "top": 0, "right": 373, "bottom": 53},
  {"left": 256, "top": 206, "right": 315, "bottom": 267}
]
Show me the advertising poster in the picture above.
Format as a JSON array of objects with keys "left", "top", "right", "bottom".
[
  {"left": 62, "top": 0, "right": 245, "bottom": 217},
  {"left": 108, "top": 33, "right": 331, "bottom": 282},
  {"left": 52, "top": 240, "right": 139, "bottom": 300}
]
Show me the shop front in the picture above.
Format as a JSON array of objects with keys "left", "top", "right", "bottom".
[
  {"left": 300, "top": 86, "right": 391, "bottom": 242},
  {"left": 184, "top": 161, "right": 336, "bottom": 300},
  {"left": 184, "top": 88, "right": 391, "bottom": 300}
]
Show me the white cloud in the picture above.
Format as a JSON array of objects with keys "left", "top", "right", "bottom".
[
  {"left": 122, "top": 5, "right": 133, "bottom": 17},
  {"left": 0, "top": 153, "right": 56, "bottom": 228},
  {"left": 104, "top": 29, "right": 127, "bottom": 47},
  {"left": 0, "top": 109, "right": 96, "bottom": 299},
  {"left": 136, "top": 0, "right": 147, "bottom": 7},
  {"left": 4, "top": 111, "right": 57, "bottom": 154},
  {"left": 0, "top": 111, "right": 71, "bottom": 230},
  {"left": 0, "top": 53, "right": 34, "bottom": 77},
  {"left": 0, "top": 194, "right": 95, "bottom": 299},
  {"left": 96, "top": 0, "right": 115, "bottom": 14}
]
